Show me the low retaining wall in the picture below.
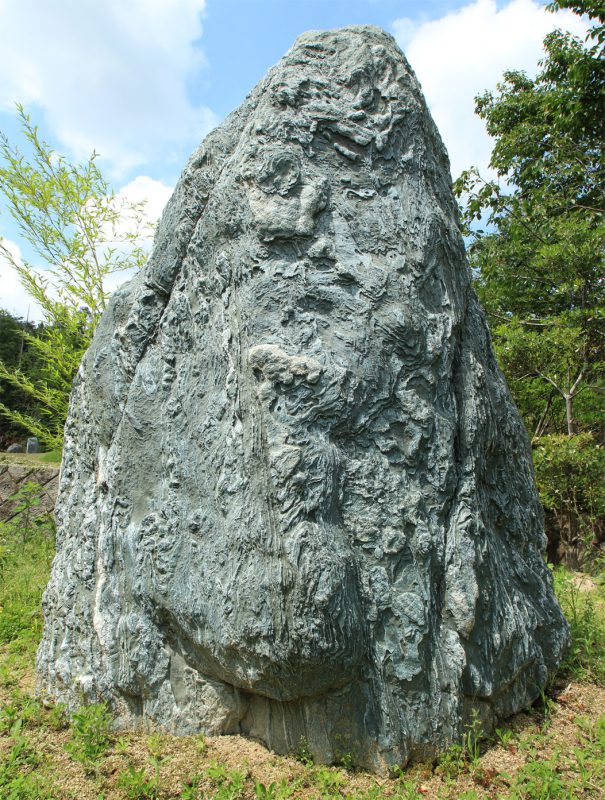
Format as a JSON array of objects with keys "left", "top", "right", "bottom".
[{"left": 0, "top": 463, "right": 60, "bottom": 523}]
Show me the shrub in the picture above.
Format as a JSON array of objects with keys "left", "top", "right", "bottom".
[
  {"left": 533, "top": 433, "right": 605, "bottom": 568},
  {"left": 64, "top": 702, "right": 113, "bottom": 769},
  {"left": 553, "top": 567, "right": 605, "bottom": 684}
]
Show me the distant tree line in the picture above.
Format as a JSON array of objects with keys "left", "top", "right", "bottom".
[
  {"left": 454, "top": 0, "right": 604, "bottom": 567},
  {"left": 0, "top": 310, "right": 45, "bottom": 449}
]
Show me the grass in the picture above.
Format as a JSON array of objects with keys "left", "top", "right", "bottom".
[
  {"left": 0, "top": 449, "right": 62, "bottom": 468},
  {"left": 553, "top": 566, "right": 605, "bottom": 685},
  {"left": 0, "top": 483, "right": 55, "bottom": 693},
  {"left": 0, "top": 480, "right": 604, "bottom": 798}
]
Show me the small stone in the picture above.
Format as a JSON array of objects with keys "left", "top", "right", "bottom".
[
  {"left": 26, "top": 437, "right": 40, "bottom": 454},
  {"left": 6, "top": 443, "right": 23, "bottom": 453}
]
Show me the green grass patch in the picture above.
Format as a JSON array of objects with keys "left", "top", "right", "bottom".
[
  {"left": 0, "top": 482, "right": 55, "bottom": 686},
  {"left": 552, "top": 567, "right": 605, "bottom": 685},
  {"left": 38, "top": 449, "right": 63, "bottom": 465},
  {"left": 0, "top": 450, "right": 62, "bottom": 468}
]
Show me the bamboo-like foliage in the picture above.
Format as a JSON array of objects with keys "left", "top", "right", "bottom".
[{"left": 0, "top": 106, "right": 152, "bottom": 448}]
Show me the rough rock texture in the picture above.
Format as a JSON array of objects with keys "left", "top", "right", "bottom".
[{"left": 38, "top": 26, "right": 569, "bottom": 771}]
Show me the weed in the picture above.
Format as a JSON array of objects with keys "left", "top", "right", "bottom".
[
  {"left": 65, "top": 702, "right": 113, "bottom": 770},
  {"left": 114, "top": 732, "right": 169, "bottom": 798},
  {"left": 553, "top": 567, "right": 605, "bottom": 684},
  {"left": 46, "top": 702, "right": 68, "bottom": 730},
  {"left": 494, "top": 726, "right": 515, "bottom": 749},
  {"left": 260, "top": 780, "right": 299, "bottom": 800},
  {"left": 147, "top": 731, "right": 163, "bottom": 756},
  {"left": 0, "top": 729, "right": 54, "bottom": 799},
  {"left": 531, "top": 685, "right": 558, "bottom": 734},
  {"left": 568, "top": 714, "right": 605, "bottom": 792},
  {"left": 146, "top": 732, "right": 169, "bottom": 790},
  {"left": 1, "top": 481, "right": 54, "bottom": 543},
  {"left": 573, "top": 745, "right": 590, "bottom": 781},
  {"left": 116, "top": 734, "right": 130, "bottom": 755},
  {"left": 436, "top": 743, "right": 467, "bottom": 780},
  {"left": 181, "top": 774, "right": 203, "bottom": 799},
  {"left": 332, "top": 732, "right": 358, "bottom": 771},
  {"left": 313, "top": 765, "right": 346, "bottom": 796},
  {"left": 0, "top": 482, "right": 55, "bottom": 670},
  {"left": 0, "top": 697, "right": 25, "bottom": 733},
  {"left": 516, "top": 729, "right": 539, "bottom": 754},
  {"left": 335, "top": 750, "right": 356, "bottom": 771},
  {"left": 392, "top": 775, "right": 424, "bottom": 799},
  {"left": 206, "top": 762, "right": 247, "bottom": 799},
  {"left": 0, "top": 689, "right": 67, "bottom": 738},
  {"left": 3, "top": 731, "right": 41, "bottom": 770},
  {"left": 506, "top": 753, "right": 568, "bottom": 799},
  {"left": 337, "top": 787, "right": 377, "bottom": 800},
  {"left": 294, "top": 735, "right": 314, "bottom": 765},
  {"left": 196, "top": 731, "right": 207, "bottom": 754},
  {"left": 0, "top": 657, "right": 19, "bottom": 688},
  {"left": 117, "top": 765, "right": 161, "bottom": 799},
  {"left": 206, "top": 761, "right": 229, "bottom": 783},
  {"left": 224, "top": 767, "right": 247, "bottom": 794},
  {"left": 436, "top": 709, "right": 484, "bottom": 781},
  {"left": 254, "top": 781, "right": 279, "bottom": 799},
  {"left": 463, "top": 709, "right": 483, "bottom": 764}
]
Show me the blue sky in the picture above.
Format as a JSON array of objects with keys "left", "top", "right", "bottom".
[
  {"left": 0, "top": 0, "right": 587, "bottom": 318},
  {"left": 198, "top": 0, "right": 462, "bottom": 119}
]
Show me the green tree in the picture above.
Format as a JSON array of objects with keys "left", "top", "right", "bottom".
[
  {"left": 0, "top": 107, "right": 151, "bottom": 449},
  {"left": 454, "top": 1, "right": 605, "bottom": 565},
  {"left": 0, "top": 309, "right": 44, "bottom": 447}
]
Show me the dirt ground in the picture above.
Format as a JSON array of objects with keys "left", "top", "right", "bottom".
[{"left": 1, "top": 668, "right": 604, "bottom": 799}]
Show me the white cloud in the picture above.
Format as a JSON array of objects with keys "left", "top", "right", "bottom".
[
  {"left": 102, "top": 174, "right": 174, "bottom": 251},
  {"left": 0, "top": 238, "right": 45, "bottom": 322},
  {"left": 103, "top": 175, "right": 174, "bottom": 295},
  {"left": 0, "top": 0, "right": 218, "bottom": 177},
  {"left": 118, "top": 175, "right": 174, "bottom": 230},
  {"left": 393, "top": 0, "right": 589, "bottom": 180}
]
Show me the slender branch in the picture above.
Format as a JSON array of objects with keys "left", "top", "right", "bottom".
[
  {"left": 487, "top": 310, "right": 552, "bottom": 327},
  {"left": 532, "top": 392, "right": 554, "bottom": 441},
  {"left": 569, "top": 368, "right": 585, "bottom": 397},
  {"left": 568, "top": 202, "right": 605, "bottom": 215},
  {"left": 576, "top": 384, "right": 605, "bottom": 394},
  {"left": 536, "top": 371, "right": 566, "bottom": 397}
]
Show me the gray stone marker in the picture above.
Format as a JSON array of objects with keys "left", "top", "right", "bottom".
[
  {"left": 26, "top": 437, "right": 40, "bottom": 454},
  {"left": 38, "top": 26, "right": 568, "bottom": 772}
]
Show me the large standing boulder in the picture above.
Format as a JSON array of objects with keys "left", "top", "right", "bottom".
[{"left": 38, "top": 26, "right": 568, "bottom": 771}]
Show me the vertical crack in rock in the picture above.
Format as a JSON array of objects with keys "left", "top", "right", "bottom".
[{"left": 38, "top": 26, "right": 569, "bottom": 772}]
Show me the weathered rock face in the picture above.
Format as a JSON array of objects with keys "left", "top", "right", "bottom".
[{"left": 38, "top": 26, "right": 568, "bottom": 771}]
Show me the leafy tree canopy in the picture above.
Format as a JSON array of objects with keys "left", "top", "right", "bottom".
[
  {"left": 454, "top": 0, "right": 604, "bottom": 565},
  {"left": 454, "top": 0, "right": 604, "bottom": 440}
]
